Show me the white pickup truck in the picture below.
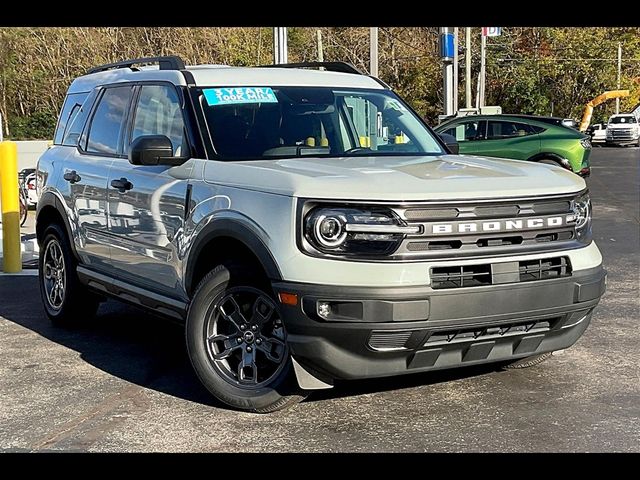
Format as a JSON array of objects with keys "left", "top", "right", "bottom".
[
  {"left": 589, "top": 123, "right": 607, "bottom": 145},
  {"left": 605, "top": 114, "right": 640, "bottom": 146}
]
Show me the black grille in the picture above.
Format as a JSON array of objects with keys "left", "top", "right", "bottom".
[
  {"left": 404, "top": 208, "right": 458, "bottom": 220},
  {"left": 608, "top": 129, "right": 634, "bottom": 139},
  {"left": 368, "top": 331, "right": 412, "bottom": 351},
  {"left": 402, "top": 198, "right": 572, "bottom": 221},
  {"left": 407, "top": 240, "right": 462, "bottom": 251},
  {"left": 535, "top": 231, "right": 574, "bottom": 243},
  {"left": 424, "top": 318, "right": 559, "bottom": 346},
  {"left": 476, "top": 236, "right": 523, "bottom": 247},
  {"left": 474, "top": 205, "right": 519, "bottom": 217},
  {"left": 519, "top": 257, "right": 572, "bottom": 282},
  {"left": 430, "top": 264, "right": 492, "bottom": 289},
  {"left": 431, "top": 256, "right": 572, "bottom": 289},
  {"left": 531, "top": 201, "right": 571, "bottom": 215}
]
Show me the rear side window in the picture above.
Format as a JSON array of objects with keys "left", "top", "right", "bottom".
[
  {"left": 487, "top": 121, "right": 535, "bottom": 140},
  {"left": 54, "top": 92, "right": 89, "bottom": 145},
  {"left": 441, "top": 120, "right": 482, "bottom": 142},
  {"left": 86, "top": 86, "right": 134, "bottom": 155}
]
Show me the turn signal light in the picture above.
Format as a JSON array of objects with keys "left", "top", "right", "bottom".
[{"left": 278, "top": 292, "right": 298, "bottom": 306}]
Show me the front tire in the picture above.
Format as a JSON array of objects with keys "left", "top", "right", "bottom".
[
  {"left": 39, "top": 223, "right": 100, "bottom": 326},
  {"left": 186, "top": 263, "right": 307, "bottom": 413},
  {"left": 538, "top": 158, "right": 562, "bottom": 168}
]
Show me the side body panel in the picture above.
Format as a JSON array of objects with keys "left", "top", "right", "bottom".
[
  {"left": 39, "top": 145, "right": 113, "bottom": 270},
  {"left": 107, "top": 159, "right": 195, "bottom": 299}
]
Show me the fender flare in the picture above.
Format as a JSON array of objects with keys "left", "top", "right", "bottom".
[
  {"left": 184, "top": 217, "right": 282, "bottom": 295},
  {"left": 36, "top": 191, "right": 80, "bottom": 260}
]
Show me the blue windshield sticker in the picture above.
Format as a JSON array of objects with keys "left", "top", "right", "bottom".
[{"left": 203, "top": 87, "right": 278, "bottom": 106}]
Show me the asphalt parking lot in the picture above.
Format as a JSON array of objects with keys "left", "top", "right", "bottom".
[{"left": 0, "top": 148, "right": 638, "bottom": 452}]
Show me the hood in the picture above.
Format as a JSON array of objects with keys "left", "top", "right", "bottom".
[{"left": 202, "top": 154, "right": 585, "bottom": 201}]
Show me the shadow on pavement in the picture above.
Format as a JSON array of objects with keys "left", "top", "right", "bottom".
[{"left": 0, "top": 276, "right": 501, "bottom": 409}]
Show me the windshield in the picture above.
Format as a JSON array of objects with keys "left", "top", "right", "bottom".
[
  {"left": 196, "top": 86, "right": 444, "bottom": 160},
  {"left": 609, "top": 116, "right": 637, "bottom": 124}
]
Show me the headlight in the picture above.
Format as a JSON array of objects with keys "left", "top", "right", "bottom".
[
  {"left": 571, "top": 192, "right": 592, "bottom": 242},
  {"left": 303, "top": 206, "right": 419, "bottom": 256},
  {"left": 580, "top": 138, "right": 591, "bottom": 149}
]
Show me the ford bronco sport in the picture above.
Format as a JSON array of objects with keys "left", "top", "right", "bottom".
[{"left": 37, "top": 56, "right": 606, "bottom": 412}]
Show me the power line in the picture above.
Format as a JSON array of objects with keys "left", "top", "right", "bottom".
[{"left": 497, "top": 58, "right": 640, "bottom": 62}]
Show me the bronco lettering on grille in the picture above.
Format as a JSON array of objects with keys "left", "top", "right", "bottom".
[{"left": 430, "top": 215, "right": 571, "bottom": 235}]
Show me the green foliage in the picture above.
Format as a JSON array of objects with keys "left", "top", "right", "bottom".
[
  {"left": 0, "top": 27, "right": 638, "bottom": 139},
  {"left": 9, "top": 110, "right": 57, "bottom": 140}
]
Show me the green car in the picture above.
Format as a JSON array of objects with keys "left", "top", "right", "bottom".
[{"left": 435, "top": 114, "right": 592, "bottom": 177}]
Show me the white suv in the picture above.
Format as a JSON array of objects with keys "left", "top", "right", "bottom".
[{"left": 36, "top": 56, "right": 606, "bottom": 412}]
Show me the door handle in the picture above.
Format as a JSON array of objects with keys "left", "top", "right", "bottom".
[
  {"left": 63, "top": 170, "right": 81, "bottom": 184},
  {"left": 111, "top": 177, "right": 133, "bottom": 193}
]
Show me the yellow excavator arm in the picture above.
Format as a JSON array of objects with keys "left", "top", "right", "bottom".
[{"left": 579, "top": 90, "right": 630, "bottom": 132}]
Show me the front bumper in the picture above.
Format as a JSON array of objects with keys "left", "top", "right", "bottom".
[{"left": 273, "top": 265, "right": 606, "bottom": 384}]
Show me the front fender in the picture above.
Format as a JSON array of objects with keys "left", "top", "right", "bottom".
[{"left": 183, "top": 212, "right": 283, "bottom": 296}]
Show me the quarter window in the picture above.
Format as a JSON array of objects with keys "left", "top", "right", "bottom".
[
  {"left": 61, "top": 91, "right": 97, "bottom": 147},
  {"left": 54, "top": 92, "right": 89, "bottom": 145},
  {"left": 86, "top": 86, "right": 134, "bottom": 155},
  {"left": 131, "top": 85, "right": 187, "bottom": 156}
]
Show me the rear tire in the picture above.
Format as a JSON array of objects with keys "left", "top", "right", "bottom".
[
  {"left": 186, "top": 263, "right": 307, "bottom": 413},
  {"left": 502, "top": 352, "right": 552, "bottom": 370},
  {"left": 39, "top": 223, "right": 100, "bottom": 326}
]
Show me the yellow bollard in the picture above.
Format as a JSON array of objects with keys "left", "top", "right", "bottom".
[{"left": 0, "top": 141, "right": 22, "bottom": 273}]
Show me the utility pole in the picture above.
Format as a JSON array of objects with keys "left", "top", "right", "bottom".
[
  {"left": 440, "top": 27, "right": 455, "bottom": 117},
  {"left": 465, "top": 27, "right": 472, "bottom": 109},
  {"left": 616, "top": 42, "right": 622, "bottom": 114},
  {"left": 479, "top": 30, "right": 486, "bottom": 108},
  {"left": 273, "top": 27, "right": 288, "bottom": 64},
  {"left": 316, "top": 30, "right": 324, "bottom": 63},
  {"left": 453, "top": 27, "right": 459, "bottom": 114},
  {"left": 370, "top": 27, "right": 379, "bottom": 77}
]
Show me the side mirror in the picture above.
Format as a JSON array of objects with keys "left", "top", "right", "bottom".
[
  {"left": 438, "top": 133, "right": 459, "bottom": 154},
  {"left": 128, "top": 135, "right": 184, "bottom": 166}
]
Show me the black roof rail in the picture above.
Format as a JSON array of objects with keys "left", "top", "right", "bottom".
[
  {"left": 86, "top": 55, "right": 186, "bottom": 75},
  {"left": 258, "top": 61, "right": 363, "bottom": 75}
]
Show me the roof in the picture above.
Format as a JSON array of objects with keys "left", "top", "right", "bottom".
[
  {"left": 438, "top": 113, "right": 573, "bottom": 128},
  {"left": 508, "top": 114, "right": 569, "bottom": 122},
  {"left": 437, "top": 114, "right": 552, "bottom": 129},
  {"left": 68, "top": 64, "right": 383, "bottom": 95}
]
